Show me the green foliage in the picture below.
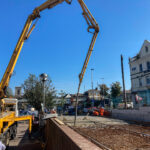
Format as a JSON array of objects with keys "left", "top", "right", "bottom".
[
  {"left": 22, "top": 74, "right": 56, "bottom": 110},
  {"left": 59, "top": 90, "right": 66, "bottom": 107},
  {"left": 110, "top": 82, "right": 122, "bottom": 98},
  {"left": 98, "top": 84, "right": 109, "bottom": 96}
]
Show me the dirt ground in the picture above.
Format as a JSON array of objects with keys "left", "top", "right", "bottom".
[
  {"left": 75, "top": 126, "right": 150, "bottom": 150},
  {"left": 8, "top": 122, "right": 42, "bottom": 150},
  {"left": 59, "top": 116, "right": 150, "bottom": 150}
]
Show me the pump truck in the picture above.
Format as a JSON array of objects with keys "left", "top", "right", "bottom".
[{"left": 0, "top": 0, "right": 99, "bottom": 146}]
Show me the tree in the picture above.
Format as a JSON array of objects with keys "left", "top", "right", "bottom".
[
  {"left": 110, "top": 82, "right": 122, "bottom": 98},
  {"left": 98, "top": 84, "right": 109, "bottom": 96},
  {"left": 59, "top": 90, "right": 66, "bottom": 107},
  {"left": 6, "top": 87, "right": 14, "bottom": 97},
  {"left": 22, "top": 74, "right": 56, "bottom": 110}
]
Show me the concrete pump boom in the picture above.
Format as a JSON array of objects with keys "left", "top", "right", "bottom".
[
  {"left": 75, "top": 0, "right": 99, "bottom": 124},
  {"left": 0, "top": 0, "right": 99, "bottom": 101},
  {"left": 0, "top": 0, "right": 71, "bottom": 99},
  {"left": 77, "top": 0, "right": 99, "bottom": 91},
  {"left": 0, "top": 0, "right": 99, "bottom": 144}
]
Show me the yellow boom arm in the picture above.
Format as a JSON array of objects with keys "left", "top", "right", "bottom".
[
  {"left": 77, "top": 0, "right": 99, "bottom": 92},
  {"left": 74, "top": 0, "right": 99, "bottom": 125},
  {"left": 0, "top": 0, "right": 71, "bottom": 98},
  {"left": 0, "top": 0, "right": 99, "bottom": 100}
]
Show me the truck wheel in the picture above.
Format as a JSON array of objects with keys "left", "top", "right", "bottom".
[
  {"left": 10, "top": 127, "right": 14, "bottom": 139},
  {"left": 13, "top": 125, "right": 17, "bottom": 138},
  {"left": 10, "top": 125, "right": 17, "bottom": 139}
]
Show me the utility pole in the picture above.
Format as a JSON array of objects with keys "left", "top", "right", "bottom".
[
  {"left": 91, "top": 68, "right": 94, "bottom": 107},
  {"left": 121, "top": 55, "right": 127, "bottom": 109},
  {"left": 97, "top": 81, "right": 99, "bottom": 88},
  {"left": 100, "top": 78, "right": 104, "bottom": 99},
  {"left": 100, "top": 78, "right": 105, "bottom": 107}
]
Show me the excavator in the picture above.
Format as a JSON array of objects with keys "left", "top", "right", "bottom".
[{"left": 0, "top": 0, "right": 99, "bottom": 146}]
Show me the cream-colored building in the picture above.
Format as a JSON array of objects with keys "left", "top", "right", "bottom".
[{"left": 129, "top": 40, "right": 150, "bottom": 106}]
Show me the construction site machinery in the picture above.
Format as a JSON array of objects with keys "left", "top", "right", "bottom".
[
  {"left": 0, "top": 0, "right": 72, "bottom": 146},
  {"left": 0, "top": 98, "right": 32, "bottom": 146},
  {"left": 0, "top": 0, "right": 99, "bottom": 145},
  {"left": 74, "top": 0, "right": 99, "bottom": 125}
]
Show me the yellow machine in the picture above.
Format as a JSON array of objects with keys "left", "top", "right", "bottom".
[
  {"left": 0, "top": 98, "right": 32, "bottom": 146},
  {"left": 75, "top": 0, "right": 99, "bottom": 124},
  {"left": 0, "top": 0, "right": 99, "bottom": 146}
]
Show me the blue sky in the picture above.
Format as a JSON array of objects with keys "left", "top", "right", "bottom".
[{"left": 1, "top": 0, "right": 150, "bottom": 94}]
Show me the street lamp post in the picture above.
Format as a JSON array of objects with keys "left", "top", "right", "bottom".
[{"left": 40, "top": 73, "right": 48, "bottom": 113}]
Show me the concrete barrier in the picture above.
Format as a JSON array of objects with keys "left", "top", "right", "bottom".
[
  {"left": 44, "top": 118, "right": 101, "bottom": 150},
  {"left": 112, "top": 107, "right": 150, "bottom": 122}
]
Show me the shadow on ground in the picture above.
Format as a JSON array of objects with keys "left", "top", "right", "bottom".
[{"left": 8, "top": 122, "right": 42, "bottom": 150}]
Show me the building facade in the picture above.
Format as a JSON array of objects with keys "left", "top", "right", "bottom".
[
  {"left": 15, "top": 87, "right": 22, "bottom": 98},
  {"left": 129, "top": 40, "right": 150, "bottom": 106},
  {"left": 84, "top": 89, "right": 101, "bottom": 100}
]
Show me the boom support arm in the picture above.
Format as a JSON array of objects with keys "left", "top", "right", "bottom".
[
  {"left": 77, "top": 0, "right": 99, "bottom": 92},
  {"left": 74, "top": 0, "right": 99, "bottom": 125},
  {"left": 0, "top": 0, "right": 71, "bottom": 98}
]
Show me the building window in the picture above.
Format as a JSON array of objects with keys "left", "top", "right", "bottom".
[
  {"left": 145, "top": 46, "right": 148, "bottom": 53},
  {"left": 147, "top": 61, "right": 150, "bottom": 70},
  {"left": 132, "top": 67, "right": 136, "bottom": 71},
  {"left": 146, "top": 76, "right": 150, "bottom": 85},
  {"left": 139, "top": 64, "right": 143, "bottom": 72},
  {"left": 139, "top": 78, "right": 142, "bottom": 87}
]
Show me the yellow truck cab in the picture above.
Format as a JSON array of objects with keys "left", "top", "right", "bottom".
[
  {"left": 0, "top": 98, "right": 18, "bottom": 146},
  {"left": 0, "top": 98, "right": 18, "bottom": 116},
  {"left": 0, "top": 98, "right": 32, "bottom": 146}
]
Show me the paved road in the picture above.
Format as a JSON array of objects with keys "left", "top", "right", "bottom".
[{"left": 8, "top": 122, "right": 41, "bottom": 150}]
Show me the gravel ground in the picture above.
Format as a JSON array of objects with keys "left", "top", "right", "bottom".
[
  {"left": 58, "top": 116, "right": 129, "bottom": 127},
  {"left": 59, "top": 116, "right": 150, "bottom": 150}
]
